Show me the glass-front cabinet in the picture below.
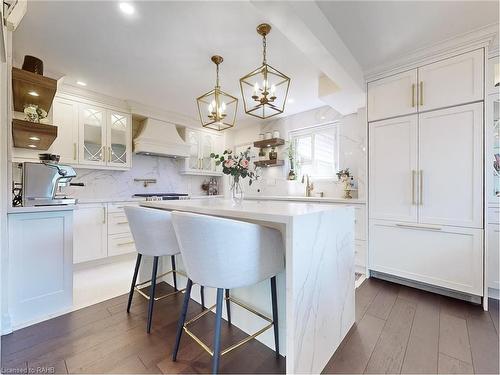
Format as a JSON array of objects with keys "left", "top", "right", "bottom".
[
  {"left": 78, "top": 104, "right": 131, "bottom": 168},
  {"left": 179, "top": 128, "right": 223, "bottom": 176},
  {"left": 489, "top": 94, "right": 500, "bottom": 204}
]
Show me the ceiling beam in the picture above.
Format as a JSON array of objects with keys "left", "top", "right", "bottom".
[{"left": 250, "top": 0, "right": 366, "bottom": 115}]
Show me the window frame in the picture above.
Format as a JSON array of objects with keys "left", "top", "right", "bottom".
[{"left": 289, "top": 121, "right": 340, "bottom": 180}]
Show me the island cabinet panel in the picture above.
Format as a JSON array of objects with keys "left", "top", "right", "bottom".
[
  {"left": 487, "top": 223, "right": 500, "bottom": 290},
  {"left": 369, "top": 220, "right": 483, "bottom": 296},
  {"left": 8, "top": 210, "right": 73, "bottom": 328}
]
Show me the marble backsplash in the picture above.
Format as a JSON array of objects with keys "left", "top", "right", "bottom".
[{"left": 12, "top": 154, "right": 219, "bottom": 202}]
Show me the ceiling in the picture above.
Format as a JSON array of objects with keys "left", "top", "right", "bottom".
[
  {"left": 13, "top": 1, "right": 499, "bottom": 123},
  {"left": 317, "top": 1, "right": 499, "bottom": 71},
  {"left": 13, "top": 1, "right": 324, "bottom": 123}
]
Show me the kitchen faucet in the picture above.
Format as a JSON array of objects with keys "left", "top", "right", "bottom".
[{"left": 302, "top": 174, "right": 314, "bottom": 197}]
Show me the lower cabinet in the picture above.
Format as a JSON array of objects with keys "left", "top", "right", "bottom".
[
  {"left": 73, "top": 201, "right": 138, "bottom": 264},
  {"left": 369, "top": 220, "right": 483, "bottom": 296},
  {"left": 488, "top": 223, "right": 500, "bottom": 291},
  {"left": 73, "top": 204, "right": 107, "bottom": 263},
  {"left": 8, "top": 210, "right": 73, "bottom": 328}
]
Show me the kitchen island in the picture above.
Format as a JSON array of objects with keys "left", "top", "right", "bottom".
[{"left": 141, "top": 199, "right": 355, "bottom": 374}]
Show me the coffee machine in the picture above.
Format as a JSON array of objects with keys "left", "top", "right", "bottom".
[{"left": 17, "top": 161, "right": 80, "bottom": 207}]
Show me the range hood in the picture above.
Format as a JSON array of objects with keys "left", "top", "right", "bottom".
[{"left": 134, "top": 118, "right": 190, "bottom": 158}]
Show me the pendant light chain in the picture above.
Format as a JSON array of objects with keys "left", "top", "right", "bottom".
[
  {"left": 215, "top": 63, "right": 220, "bottom": 88},
  {"left": 262, "top": 34, "right": 267, "bottom": 65}
]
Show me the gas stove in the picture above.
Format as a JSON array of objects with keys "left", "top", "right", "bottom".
[{"left": 133, "top": 193, "right": 190, "bottom": 202}]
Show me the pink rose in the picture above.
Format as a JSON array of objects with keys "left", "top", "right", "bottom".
[
  {"left": 239, "top": 159, "right": 249, "bottom": 169},
  {"left": 224, "top": 159, "right": 235, "bottom": 168}
]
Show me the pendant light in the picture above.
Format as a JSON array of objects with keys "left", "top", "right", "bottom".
[
  {"left": 239, "top": 23, "right": 291, "bottom": 119},
  {"left": 196, "top": 55, "right": 238, "bottom": 131}
]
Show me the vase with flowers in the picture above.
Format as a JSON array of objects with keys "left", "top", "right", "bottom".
[{"left": 211, "top": 147, "right": 258, "bottom": 203}]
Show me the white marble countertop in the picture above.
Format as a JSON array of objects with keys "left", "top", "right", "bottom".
[
  {"left": 141, "top": 198, "right": 348, "bottom": 224},
  {"left": 244, "top": 195, "right": 366, "bottom": 204},
  {"left": 7, "top": 205, "right": 76, "bottom": 214},
  {"left": 75, "top": 195, "right": 223, "bottom": 205}
]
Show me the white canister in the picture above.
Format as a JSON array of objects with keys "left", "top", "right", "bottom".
[
  {"left": 272, "top": 130, "right": 280, "bottom": 138},
  {"left": 265, "top": 132, "right": 272, "bottom": 140},
  {"left": 259, "top": 133, "right": 265, "bottom": 140}
]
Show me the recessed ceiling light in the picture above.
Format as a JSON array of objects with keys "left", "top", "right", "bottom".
[
  {"left": 320, "top": 116, "right": 326, "bottom": 120},
  {"left": 28, "top": 144, "right": 37, "bottom": 148},
  {"left": 29, "top": 136, "right": 40, "bottom": 141},
  {"left": 119, "top": 2, "right": 135, "bottom": 15},
  {"left": 287, "top": 98, "right": 295, "bottom": 104},
  {"left": 76, "top": 81, "right": 87, "bottom": 86},
  {"left": 28, "top": 91, "right": 39, "bottom": 97}
]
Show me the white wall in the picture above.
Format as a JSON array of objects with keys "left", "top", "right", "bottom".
[{"left": 227, "top": 105, "right": 366, "bottom": 199}]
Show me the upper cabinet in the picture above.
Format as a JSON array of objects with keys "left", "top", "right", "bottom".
[
  {"left": 488, "top": 55, "right": 499, "bottom": 95},
  {"left": 179, "top": 128, "right": 224, "bottom": 176},
  {"left": 368, "top": 70, "right": 418, "bottom": 122},
  {"left": 368, "top": 49, "right": 484, "bottom": 122}
]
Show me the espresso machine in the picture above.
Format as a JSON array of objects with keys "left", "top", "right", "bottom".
[{"left": 16, "top": 161, "right": 80, "bottom": 207}]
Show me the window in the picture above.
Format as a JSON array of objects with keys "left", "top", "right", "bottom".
[{"left": 290, "top": 123, "right": 339, "bottom": 179}]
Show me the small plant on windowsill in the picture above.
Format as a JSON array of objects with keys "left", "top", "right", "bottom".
[
  {"left": 285, "top": 141, "right": 297, "bottom": 180},
  {"left": 211, "top": 147, "right": 258, "bottom": 203}
]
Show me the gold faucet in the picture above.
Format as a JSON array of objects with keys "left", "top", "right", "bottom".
[{"left": 302, "top": 174, "right": 314, "bottom": 197}]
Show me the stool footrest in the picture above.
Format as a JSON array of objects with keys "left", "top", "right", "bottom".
[
  {"left": 183, "top": 296, "right": 274, "bottom": 357},
  {"left": 134, "top": 269, "right": 187, "bottom": 301}
]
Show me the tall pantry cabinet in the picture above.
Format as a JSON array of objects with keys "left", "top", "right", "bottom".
[{"left": 368, "top": 49, "right": 485, "bottom": 297}]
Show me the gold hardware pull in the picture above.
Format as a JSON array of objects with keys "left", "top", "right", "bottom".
[
  {"left": 117, "top": 221, "right": 128, "bottom": 225},
  {"left": 118, "top": 241, "right": 135, "bottom": 246},
  {"left": 419, "top": 170, "right": 423, "bottom": 205},
  {"left": 411, "top": 170, "right": 416, "bottom": 205},
  {"left": 396, "top": 223, "right": 442, "bottom": 231},
  {"left": 411, "top": 84, "right": 416, "bottom": 107},
  {"left": 419, "top": 81, "right": 424, "bottom": 106},
  {"left": 73, "top": 143, "right": 77, "bottom": 160},
  {"left": 102, "top": 207, "right": 106, "bottom": 224}
]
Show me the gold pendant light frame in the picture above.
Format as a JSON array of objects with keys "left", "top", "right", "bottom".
[
  {"left": 197, "top": 55, "right": 238, "bottom": 131},
  {"left": 239, "top": 23, "right": 291, "bottom": 119}
]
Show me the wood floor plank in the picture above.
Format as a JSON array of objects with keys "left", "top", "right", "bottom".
[
  {"left": 364, "top": 298, "right": 416, "bottom": 374},
  {"left": 365, "top": 281, "right": 399, "bottom": 320},
  {"left": 438, "top": 353, "right": 474, "bottom": 374},
  {"left": 354, "top": 278, "right": 382, "bottom": 322},
  {"left": 322, "top": 314, "right": 385, "bottom": 373},
  {"left": 439, "top": 313, "right": 473, "bottom": 364},
  {"left": 401, "top": 293, "right": 440, "bottom": 374},
  {"left": 466, "top": 307, "right": 500, "bottom": 374},
  {"left": 488, "top": 298, "right": 499, "bottom": 335}
]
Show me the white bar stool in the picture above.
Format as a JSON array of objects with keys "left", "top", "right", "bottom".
[
  {"left": 125, "top": 206, "right": 205, "bottom": 333},
  {"left": 171, "top": 211, "right": 284, "bottom": 374}
]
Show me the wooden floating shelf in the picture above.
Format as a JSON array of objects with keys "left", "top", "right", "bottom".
[
  {"left": 253, "top": 137, "right": 285, "bottom": 149},
  {"left": 12, "top": 119, "right": 58, "bottom": 150},
  {"left": 254, "top": 159, "right": 284, "bottom": 167},
  {"left": 12, "top": 67, "right": 57, "bottom": 113}
]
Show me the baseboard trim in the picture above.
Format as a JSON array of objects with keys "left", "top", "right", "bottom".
[{"left": 370, "top": 270, "right": 482, "bottom": 305}]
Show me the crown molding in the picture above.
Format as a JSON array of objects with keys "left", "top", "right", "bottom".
[
  {"left": 56, "top": 80, "right": 129, "bottom": 111},
  {"left": 365, "top": 23, "right": 499, "bottom": 82}
]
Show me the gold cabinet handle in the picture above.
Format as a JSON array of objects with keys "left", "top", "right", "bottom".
[
  {"left": 411, "top": 84, "right": 416, "bottom": 107},
  {"left": 411, "top": 170, "right": 416, "bottom": 205},
  {"left": 396, "top": 223, "right": 442, "bottom": 231},
  {"left": 73, "top": 143, "right": 77, "bottom": 160},
  {"left": 118, "top": 241, "right": 135, "bottom": 246},
  {"left": 419, "top": 81, "right": 424, "bottom": 106},
  {"left": 117, "top": 221, "right": 129, "bottom": 225},
  {"left": 419, "top": 170, "right": 423, "bottom": 205}
]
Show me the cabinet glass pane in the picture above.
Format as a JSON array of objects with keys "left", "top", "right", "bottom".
[
  {"left": 82, "top": 108, "right": 104, "bottom": 162},
  {"left": 493, "top": 99, "right": 500, "bottom": 199},
  {"left": 110, "top": 113, "right": 128, "bottom": 164},
  {"left": 188, "top": 131, "right": 199, "bottom": 169},
  {"left": 201, "top": 135, "right": 213, "bottom": 170}
]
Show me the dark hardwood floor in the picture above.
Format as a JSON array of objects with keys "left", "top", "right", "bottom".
[
  {"left": 1, "top": 279, "right": 498, "bottom": 374},
  {"left": 323, "top": 278, "right": 499, "bottom": 374}
]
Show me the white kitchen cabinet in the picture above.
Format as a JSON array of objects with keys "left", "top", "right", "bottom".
[
  {"left": 367, "top": 70, "right": 418, "bottom": 122},
  {"left": 367, "top": 49, "right": 484, "bottom": 122},
  {"left": 488, "top": 56, "right": 499, "bottom": 95},
  {"left": 78, "top": 104, "right": 131, "bottom": 168},
  {"left": 73, "top": 204, "right": 107, "bottom": 264},
  {"left": 418, "top": 49, "right": 484, "bottom": 112},
  {"left": 108, "top": 233, "right": 136, "bottom": 257},
  {"left": 8, "top": 210, "right": 73, "bottom": 328},
  {"left": 51, "top": 97, "right": 79, "bottom": 164},
  {"left": 487, "top": 93, "right": 500, "bottom": 205},
  {"left": 369, "top": 220, "right": 483, "bottom": 296},
  {"left": 369, "top": 115, "right": 418, "bottom": 222},
  {"left": 487, "top": 223, "right": 500, "bottom": 291},
  {"left": 418, "top": 103, "right": 483, "bottom": 228},
  {"left": 179, "top": 128, "right": 224, "bottom": 176}
]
